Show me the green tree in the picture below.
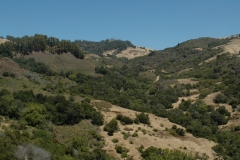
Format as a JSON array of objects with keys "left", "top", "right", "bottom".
[
  {"left": 21, "top": 103, "right": 46, "bottom": 126},
  {"left": 104, "top": 118, "right": 118, "bottom": 136}
]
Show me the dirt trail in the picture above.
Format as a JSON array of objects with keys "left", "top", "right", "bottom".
[
  {"left": 169, "top": 78, "right": 198, "bottom": 87},
  {"left": 199, "top": 38, "right": 240, "bottom": 65},
  {"left": 203, "top": 92, "right": 233, "bottom": 114},
  {"left": 178, "top": 68, "right": 193, "bottom": 74},
  {"left": 92, "top": 100, "right": 217, "bottom": 160},
  {"left": 154, "top": 76, "right": 159, "bottom": 83},
  {"left": 172, "top": 94, "right": 199, "bottom": 109}
]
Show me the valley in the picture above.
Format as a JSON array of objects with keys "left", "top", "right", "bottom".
[{"left": 0, "top": 34, "right": 240, "bottom": 159}]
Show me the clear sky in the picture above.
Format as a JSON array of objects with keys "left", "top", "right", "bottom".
[{"left": 1, "top": 0, "right": 240, "bottom": 50}]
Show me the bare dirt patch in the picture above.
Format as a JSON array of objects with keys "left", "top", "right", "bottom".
[
  {"left": 154, "top": 76, "right": 159, "bottom": 83},
  {"left": 202, "top": 92, "right": 240, "bottom": 130},
  {"left": 161, "top": 69, "right": 169, "bottom": 73},
  {"left": 169, "top": 79, "right": 198, "bottom": 88},
  {"left": 199, "top": 38, "right": 240, "bottom": 65},
  {"left": 203, "top": 92, "right": 233, "bottom": 114},
  {"left": 178, "top": 67, "right": 193, "bottom": 74},
  {"left": 0, "top": 38, "right": 9, "bottom": 44},
  {"left": 92, "top": 100, "right": 217, "bottom": 160},
  {"left": 116, "top": 47, "right": 151, "bottom": 59},
  {"left": 172, "top": 94, "right": 199, "bottom": 109},
  {"left": 203, "top": 92, "right": 233, "bottom": 112},
  {"left": 177, "top": 78, "right": 198, "bottom": 85}
]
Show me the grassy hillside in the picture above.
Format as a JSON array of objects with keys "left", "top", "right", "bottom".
[{"left": 1, "top": 34, "right": 240, "bottom": 159}]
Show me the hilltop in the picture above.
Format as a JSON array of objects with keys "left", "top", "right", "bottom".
[{"left": 0, "top": 34, "right": 240, "bottom": 159}]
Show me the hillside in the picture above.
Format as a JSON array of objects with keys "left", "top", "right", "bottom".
[
  {"left": 0, "top": 38, "right": 9, "bottom": 44},
  {"left": 92, "top": 100, "right": 216, "bottom": 159},
  {"left": 0, "top": 34, "right": 240, "bottom": 159}
]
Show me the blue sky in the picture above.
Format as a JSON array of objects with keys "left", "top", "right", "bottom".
[{"left": 1, "top": 0, "right": 240, "bottom": 50}]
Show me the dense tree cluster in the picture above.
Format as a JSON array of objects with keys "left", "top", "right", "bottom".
[
  {"left": 168, "top": 100, "right": 230, "bottom": 138},
  {"left": 75, "top": 38, "right": 135, "bottom": 56},
  {"left": 0, "top": 88, "right": 111, "bottom": 159},
  {"left": 140, "top": 146, "right": 208, "bottom": 160},
  {"left": 0, "top": 34, "right": 84, "bottom": 58},
  {"left": 0, "top": 89, "right": 103, "bottom": 126},
  {"left": 14, "top": 58, "right": 55, "bottom": 76}
]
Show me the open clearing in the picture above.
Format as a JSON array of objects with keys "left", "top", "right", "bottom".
[
  {"left": 92, "top": 100, "right": 217, "bottom": 160},
  {"left": 203, "top": 92, "right": 240, "bottom": 130},
  {"left": 0, "top": 38, "right": 9, "bottom": 44},
  {"left": 170, "top": 78, "right": 198, "bottom": 87},
  {"left": 172, "top": 94, "right": 199, "bottom": 109},
  {"left": 114, "top": 47, "right": 151, "bottom": 59},
  {"left": 203, "top": 92, "right": 233, "bottom": 114},
  {"left": 199, "top": 38, "right": 240, "bottom": 65}
]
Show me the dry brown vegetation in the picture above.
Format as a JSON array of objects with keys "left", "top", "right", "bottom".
[
  {"left": 92, "top": 100, "right": 217, "bottom": 160},
  {"left": 0, "top": 38, "right": 9, "bottom": 44},
  {"left": 199, "top": 38, "right": 240, "bottom": 65},
  {"left": 113, "top": 47, "right": 151, "bottom": 59}
]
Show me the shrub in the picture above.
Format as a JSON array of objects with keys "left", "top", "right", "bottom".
[
  {"left": 176, "top": 128, "right": 185, "bottom": 136},
  {"left": 141, "top": 129, "right": 147, "bottom": 135},
  {"left": 112, "top": 138, "right": 119, "bottom": 143},
  {"left": 132, "top": 132, "right": 138, "bottom": 137},
  {"left": 123, "top": 132, "right": 131, "bottom": 140},
  {"left": 103, "top": 118, "right": 118, "bottom": 136},
  {"left": 214, "top": 94, "right": 227, "bottom": 103},
  {"left": 172, "top": 125, "right": 177, "bottom": 130},
  {"left": 116, "top": 114, "right": 133, "bottom": 125},
  {"left": 136, "top": 112, "right": 150, "bottom": 125},
  {"left": 234, "top": 126, "right": 240, "bottom": 131},
  {"left": 115, "top": 145, "right": 129, "bottom": 154},
  {"left": 91, "top": 111, "right": 104, "bottom": 126}
]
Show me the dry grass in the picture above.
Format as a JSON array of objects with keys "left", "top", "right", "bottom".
[
  {"left": 0, "top": 38, "right": 9, "bottom": 44},
  {"left": 199, "top": 38, "right": 240, "bottom": 65},
  {"left": 92, "top": 100, "right": 217, "bottom": 160},
  {"left": 172, "top": 94, "right": 199, "bottom": 109},
  {"left": 203, "top": 92, "right": 233, "bottom": 115},
  {"left": 115, "top": 47, "right": 151, "bottom": 59},
  {"left": 169, "top": 78, "right": 198, "bottom": 87},
  {"left": 202, "top": 92, "right": 240, "bottom": 130}
]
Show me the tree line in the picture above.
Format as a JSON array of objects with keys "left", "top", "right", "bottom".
[
  {"left": 74, "top": 38, "right": 135, "bottom": 56},
  {"left": 0, "top": 34, "right": 84, "bottom": 59}
]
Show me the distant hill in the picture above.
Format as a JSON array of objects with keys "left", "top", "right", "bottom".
[
  {"left": 74, "top": 38, "right": 135, "bottom": 56},
  {"left": 1, "top": 33, "right": 240, "bottom": 160},
  {"left": 0, "top": 38, "right": 9, "bottom": 44}
]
